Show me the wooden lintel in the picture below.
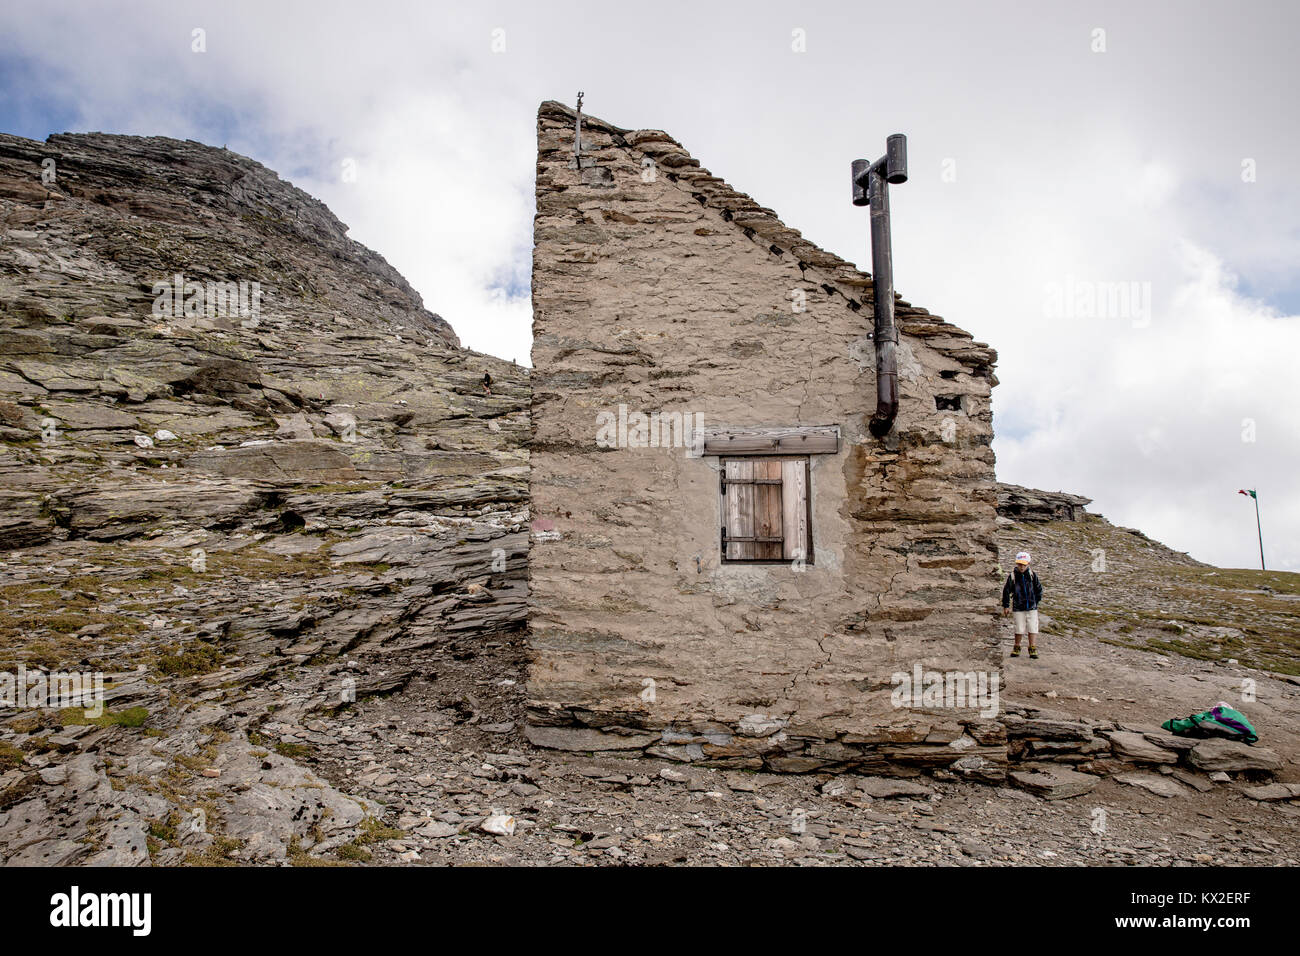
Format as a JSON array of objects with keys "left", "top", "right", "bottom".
[{"left": 703, "top": 426, "right": 840, "bottom": 457}]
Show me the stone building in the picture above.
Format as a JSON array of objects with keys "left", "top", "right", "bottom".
[{"left": 527, "top": 100, "right": 1005, "bottom": 778}]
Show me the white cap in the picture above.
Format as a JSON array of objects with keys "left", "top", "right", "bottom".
[{"left": 1014, "top": 551, "right": 1031, "bottom": 564}]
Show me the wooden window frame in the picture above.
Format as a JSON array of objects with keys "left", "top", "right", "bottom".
[{"left": 719, "top": 455, "right": 814, "bottom": 566}]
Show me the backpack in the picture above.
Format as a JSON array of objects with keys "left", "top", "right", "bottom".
[{"left": 1161, "top": 703, "right": 1258, "bottom": 744}]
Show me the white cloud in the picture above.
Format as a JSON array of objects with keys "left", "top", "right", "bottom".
[{"left": 996, "top": 240, "right": 1300, "bottom": 570}]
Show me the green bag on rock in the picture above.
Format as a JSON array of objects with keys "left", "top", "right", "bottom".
[{"left": 1161, "top": 702, "right": 1258, "bottom": 744}]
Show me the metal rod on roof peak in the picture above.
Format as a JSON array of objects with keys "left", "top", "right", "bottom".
[{"left": 573, "top": 92, "right": 585, "bottom": 169}]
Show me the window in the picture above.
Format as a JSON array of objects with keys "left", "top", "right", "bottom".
[{"left": 720, "top": 457, "right": 812, "bottom": 563}]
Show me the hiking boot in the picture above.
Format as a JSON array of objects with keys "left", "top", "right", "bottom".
[{"left": 1028, "top": 647, "right": 1038, "bottom": 659}]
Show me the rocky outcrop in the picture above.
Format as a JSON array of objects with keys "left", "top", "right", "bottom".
[
  {"left": 0, "top": 132, "right": 457, "bottom": 345},
  {"left": 0, "top": 131, "right": 529, "bottom": 864},
  {"left": 999, "top": 704, "right": 1281, "bottom": 797},
  {"left": 997, "top": 483, "right": 1091, "bottom": 522},
  {"left": 1187, "top": 738, "right": 1283, "bottom": 773}
]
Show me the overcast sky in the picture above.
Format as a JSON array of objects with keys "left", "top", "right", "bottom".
[{"left": 2, "top": 0, "right": 1296, "bottom": 571}]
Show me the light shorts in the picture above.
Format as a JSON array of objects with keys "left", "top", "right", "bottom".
[{"left": 1013, "top": 609, "right": 1039, "bottom": 634}]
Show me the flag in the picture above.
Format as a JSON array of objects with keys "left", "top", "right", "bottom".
[{"left": 1238, "top": 489, "right": 1257, "bottom": 499}]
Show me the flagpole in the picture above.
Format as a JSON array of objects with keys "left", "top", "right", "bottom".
[{"left": 1254, "top": 492, "right": 1265, "bottom": 571}]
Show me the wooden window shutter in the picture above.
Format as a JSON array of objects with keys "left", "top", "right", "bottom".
[
  {"left": 780, "top": 459, "right": 810, "bottom": 561},
  {"left": 722, "top": 457, "right": 810, "bottom": 562}
]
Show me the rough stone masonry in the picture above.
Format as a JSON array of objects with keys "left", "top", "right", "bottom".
[{"left": 527, "top": 100, "right": 1007, "bottom": 779}]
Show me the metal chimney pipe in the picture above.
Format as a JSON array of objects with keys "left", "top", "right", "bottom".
[
  {"left": 851, "top": 158, "right": 870, "bottom": 207},
  {"left": 852, "top": 134, "right": 908, "bottom": 438},
  {"left": 885, "top": 133, "right": 908, "bottom": 184},
  {"left": 867, "top": 161, "right": 898, "bottom": 438}
]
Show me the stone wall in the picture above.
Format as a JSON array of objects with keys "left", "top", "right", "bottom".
[{"left": 528, "top": 101, "right": 1005, "bottom": 776}]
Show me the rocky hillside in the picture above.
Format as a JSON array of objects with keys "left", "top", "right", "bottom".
[
  {"left": 995, "top": 484, "right": 1300, "bottom": 677},
  {"left": 0, "top": 132, "right": 529, "bottom": 864}
]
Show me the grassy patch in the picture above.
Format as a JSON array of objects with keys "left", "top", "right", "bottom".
[
  {"left": 1144, "top": 637, "right": 1219, "bottom": 662},
  {"left": 273, "top": 741, "right": 316, "bottom": 760},
  {"left": 357, "top": 817, "right": 403, "bottom": 843},
  {"left": 0, "top": 740, "right": 25, "bottom": 770},
  {"left": 156, "top": 640, "right": 226, "bottom": 677},
  {"left": 1173, "top": 566, "right": 1300, "bottom": 596},
  {"left": 287, "top": 836, "right": 346, "bottom": 867},
  {"left": 59, "top": 705, "right": 150, "bottom": 728},
  {"left": 335, "top": 841, "right": 372, "bottom": 862},
  {"left": 6, "top": 715, "right": 48, "bottom": 735},
  {"left": 148, "top": 809, "right": 181, "bottom": 846},
  {"left": 183, "top": 835, "right": 243, "bottom": 866},
  {"left": 334, "top": 816, "right": 403, "bottom": 862}
]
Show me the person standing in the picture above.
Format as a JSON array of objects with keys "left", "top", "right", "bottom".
[{"left": 1001, "top": 551, "right": 1043, "bottom": 658}]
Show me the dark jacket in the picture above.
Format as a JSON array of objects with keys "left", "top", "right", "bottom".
[{"left": 1002, "top": 568, "right": 1043, "bottom": 611}]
